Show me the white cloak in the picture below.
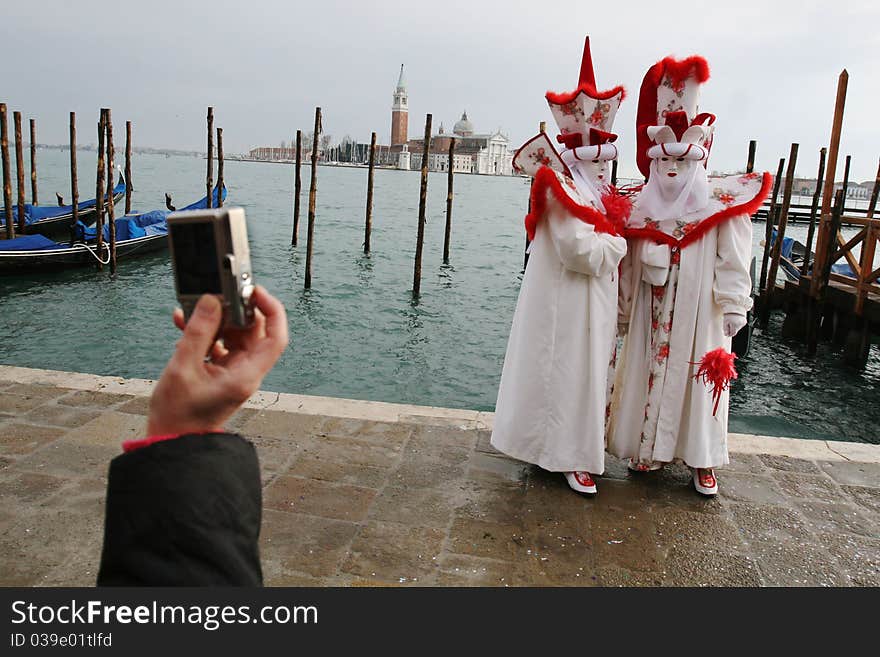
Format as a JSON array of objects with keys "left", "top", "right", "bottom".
[
  {"left": 491, "top": 169, "right": 627, "bottom": 473},
  {"left": 607, "top": 173, "right": 769, "bottom": 468}
]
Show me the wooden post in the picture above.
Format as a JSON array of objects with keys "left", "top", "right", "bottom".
[
  {"left": 758, "top": 157, "right": 786, "bottom": 294},
  {"left": 13, "top": 112, "right": 26, "bottom": 234},
  {"left": 813, "top": 70, "right": 848, "bottom": 294},
  {"left": 412, "top": 113, "right": 432, "bottom": 296},
  {"left": 69, "top": 112, "right": 79, "bottom": 244},
  {"left": 611, "top": 159, "right": 618, "bottom": 187},
  {"left": 840, "top": 154, "right": 851, "bottom": 206},
  {"left": 801, "top": 148, "right": 827, "bottom": 277},
  {"left": 29, "top": 118, "right": 37, "bottom": 205},
  {"left": 762, "top": 143, "right": 799, "bottom": 327},
  {"left": 305, "top": 107, "right": 320, "bottom": 289},
  {"left": 206, "top": 106, "right": 214, "bottom": 208},
  {"left": 746, "top": 140, "right": 756, "bottom": 174},
  {"left": 807, "top": 190, "right": 845, "bottom": 355},
  {"left": 867, "top": 157, "right": 880, "bottom": 219},
  {"left": 443, "top": 137, "right": 455, "bottom": 264},
  {"left": 95, "top": 110, "right": 106, "bottom": 271},
  {"left": 0, "top": 105, "right": 12, "bottom": 240},
  {"left": 364, "top": 131, "right": 376, "bottom": 254},
  {"left": 291, "top": 130, "right": 303, "bottom": 246},
  {"left": 216, "top": 127, "right": 224, "bottom": 208},
  {"left": 105, "top": 109, "right": 117, "bottom": 275},
  {"left": 124, "top": 120, "right": 132, "bottom": 214}
]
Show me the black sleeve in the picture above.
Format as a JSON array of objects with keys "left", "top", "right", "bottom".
[{"left": 97, "top": 433, "right": 263, "bottom": 586}]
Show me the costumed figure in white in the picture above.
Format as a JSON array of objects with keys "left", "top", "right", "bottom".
[
  {"left": 492, "top": 37, "right": 631, "bottom": 495},
  {"left": 607, "top": 56, "right": 771, "bottom": 495}
]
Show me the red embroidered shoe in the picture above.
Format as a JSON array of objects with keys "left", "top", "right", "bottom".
[
  {"left": 693, "top": 468, "right": 718, "bottom": 496},
  {"left": 564, "top": 471, "right": 597, "bottom": 495},
  {"left": 627, "top": 459, "right": 664, "bottom": 473}
]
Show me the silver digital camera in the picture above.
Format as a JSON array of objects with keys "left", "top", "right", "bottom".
[{"left": 167, "top": 207, "right": 255, "bottom": 329}]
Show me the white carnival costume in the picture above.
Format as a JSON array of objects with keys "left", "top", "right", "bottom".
[
  {"left": 607, "top": 56, "right": 771, "bottom": 494},
  {"left": 492, "top": 38, "right": 630, "bottom": 494}
]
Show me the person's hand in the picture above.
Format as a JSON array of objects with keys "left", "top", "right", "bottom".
[
  {"left": 723, "top": 313, "right": 747, "bottom": 338},
  {"left": 617, "top": 321, "right": 629, "bottom": 337},
  {"left": 147, "top": 286, "right": 289, "bottom": 437}
]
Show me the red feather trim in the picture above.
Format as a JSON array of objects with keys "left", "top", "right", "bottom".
[
  {"left": 546, "top": 82, "right": 626, "bottom": 105},
  {"left": 624, "top": 171, "right": 772, "bottom": 248},
  {"left": 525, "top": 166, "right": 622, "bottom": 241},
  {"left": 693, "top": 348, "right": 737, "bottom": 415},
  {"left": 601, "top": 189, "right": 632, "bottom": 233}
]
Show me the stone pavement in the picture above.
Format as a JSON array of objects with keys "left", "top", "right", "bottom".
[{"left": 0, "top": 365, "right": 878, "bottom": 587}]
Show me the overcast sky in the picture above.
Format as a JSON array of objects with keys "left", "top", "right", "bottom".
[{"left": 2, "top": 0, "right": 877, "bottom": 180}]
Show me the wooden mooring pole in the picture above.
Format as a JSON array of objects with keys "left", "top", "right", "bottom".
[
  {"left": 216, "top": 127, "right": 224, "bottom": 208},
  {"left": 443, "top": 137, "right": 455, "bottom": 264},
  {"left": 69, "top": 112, "right": 79, "bottom": 244},
  {"left": 29, "top": 118, "right": 37, "bottom": 205},
  {"left": 124, "top": 120, "right": 132, "bottom": 214},
  {"left": 292, "top": 129, "right": 302, "bottom": 246},
  {"left": 610, "top": 159, "right": 618, "bottom": 187},
  {"left": 758, "top": 157, "right": 786, "bottom": 295},
  {"left": 364, "top": 131, "right": 376, "bottom": 254},
  {"left": 746, "top": 140, "right": 756, "bottom": 174},
  {"left": 14, "top": 112, "right": 26, "bottom": 234},
  {"left": 95, "top": 110, "right": 106, "bottom": 271},
  {"left": 762, "top": 143, "right": 799, "bottom": 328},
  {"left": 0, "top": 104, "right": 13, "bottom": 240},
  {"left": 867, "top": 157, "right": 880, "bottom": 218},
  {"left": 304, "top": 107, "right": 320, "bottom": 289},
  {"left": 105, "top": 108, "right": 117, "bottom": 275},
  {"left": 807, "top": 189, "right": 845, "bottom": 355},
  {"left": 412, "top": 113, "right": 431, "bottom": 297},
  {"left": 800, "top": 148, "right": 827, "bottom": 277},
  {"left": 206, "top": 107, "right": 214, "bottom": 208},
  {"left": 813, "top": 69, "right": 848, "bottom": 296}
]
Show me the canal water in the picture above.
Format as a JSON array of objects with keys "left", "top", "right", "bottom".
[{"left": 0, "top": 150, "right": 877, "bottom": 444}]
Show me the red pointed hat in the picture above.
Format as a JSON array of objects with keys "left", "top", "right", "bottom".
[
  {"left": 635, "top": 56, "right": 715, "bottom": 179},
  {"left": 546, "top": 36, "right": 626, "bottom": 164}
]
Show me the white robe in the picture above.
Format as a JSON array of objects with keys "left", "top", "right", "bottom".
[
  {"left": 491, "top": 171, "right": 627, "bottom": 474},
  {"left": 607, "top": 174, "right": 763, "bottom": 468}
]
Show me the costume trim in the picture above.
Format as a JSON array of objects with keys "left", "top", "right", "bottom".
[
  {"left": 525, "top": 166, "right": 623, "bottom": 241},
  {"left": 546, "top": 82, "right": 626, "bottom": 105},
  {"left": 624, "top": 171, "right": 771, "bottom": 248}
]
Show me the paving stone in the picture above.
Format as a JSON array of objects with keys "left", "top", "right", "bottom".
[
  {"left": 457, "top": 480, "right": 527, "bottom": 525},
  {"left": 248, "top": 434, "right": 303, "bottom": 475},
  {"left": 318, "top": 417, "right": 413, "bottom": 445},
  {"left": 13, "top": 442, "right": 116, "bottom": 480},
  {"left": 24, "top": 404, "right": 97, "bottom": 429},
  {"left": 62, "top": 412, "right": 146, "bottom": 448},
  {"left": 466, "top": 451, "right": 529, "bottom": 487},
  {"left": 408, "top": 423, "right": 477, "bottom": 450},
  {"left": 287, "top": 455, "right": 389, "bottom": 489},
  {"left": 0, "top": 423, "right": 67, "bottom": 456},
  {"left": 758, "top": 454, "right": 822, "bottom": 474},
  {"left": 727, "top": 502, "right": 811, "bottom": 542},
  {"left": 724, "top": 452, "right": 769, "bottom": 475},
  {"left": 818, "top": 460, "right": 880, "bottom": 487},
  {"left": 57, "top": 390, "right": 135, "bottom": 408},
  {"left": 263, "top": 475, "right": 376, "bottom": 522},
  {"left": 240, "top": 410, "right": 324, "bottom": 440},
  {"left": 447, "top": 517, "right": 526, "bottom": 561},
  {"left": 817, "top": 531, "right": 880, "bottom": 587},
  {"left": 663, "top": 548, "right": 763, "bottom": 586},
  {"left": 653, "top": 509, "right": 745, "bottom": 553},
  {"left": 299, "top": 433, "right": 404, "bottom": 469},
  {"left": 225, "top": 408, "right": 260, "bottom": 431},
  {"left": 475, "top": 430, "right": 501, "bottom": 455},
  {"left": 435, "top": 554, "right": 517, "bottom": 586},
  {"left": 595, "top": 565, "right": 666, "bottom": 587},
  {"left": 259, "top": 509, "right": 358, "bottom": 578},
  {"left": 791, "top": 499, "right": 878, "bottom": 539},
  {"left": 5, "top": 383, "right": 71, "bottom": 403},
  {"left": 389, "top": 456, "right": 468, "bottom": 490},
  {"left": 368, "top": 484, "right": 466, "bottom": 529},
  {"left": 772, "top": 471, "right": 842, "bottom": 504},
  {"left": 342, "top": 521, "right": 444, "bottom": 583},
  {"left": 751, "top": 540, "right": 847, "bottom": 587},
  {"left": 115, "top": 396, "right": 152, "bottom": 416},
  {"left": 590, "top": 505, "right": 664, "bottom": 573},
  {"left": 0, "top": 471, "right": 67, "bottom": 507},
  {"left": 719, "top": 472, "right": 788, "bottom": 506},
  {"left": 600, "top": 456, "right": 632, "bottom": 481},
  {"left": 841, "top": 484, "right": 880, "bottom": 516}
]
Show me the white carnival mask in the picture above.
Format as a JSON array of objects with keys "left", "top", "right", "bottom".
[
  {"left": 656, "top": 156, "right": 695, "bottom": 197},
  {"left": 579, "top": 159, "right": 609, "bottom": 187}
]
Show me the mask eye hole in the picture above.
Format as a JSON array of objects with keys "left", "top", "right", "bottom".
[
  {"left": 661, "top": 157, "right": 669, "bottom": 162},
  {"left": 592, "top": 159, "right": 599, "bottom": 164},
  {"left": 677, "top": 157, "right": 685, "bottom": 162}
]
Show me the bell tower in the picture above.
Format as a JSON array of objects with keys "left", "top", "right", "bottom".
[{"left": 391, "top": 64, "right": 408, "bottom": 146}]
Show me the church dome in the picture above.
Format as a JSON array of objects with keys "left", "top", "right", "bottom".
[{"left": 453, "top": 111, "right": 473, "bottom": 136}]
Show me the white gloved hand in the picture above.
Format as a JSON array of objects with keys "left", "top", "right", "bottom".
[{"left": 723, "top": 313, "right": 747, "bottom": 338}]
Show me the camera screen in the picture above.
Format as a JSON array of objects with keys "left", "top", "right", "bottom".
[{"left": 170, "top": 222, "right": 222, "bottom": 294}]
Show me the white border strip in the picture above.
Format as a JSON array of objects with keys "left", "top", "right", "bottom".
[{"left": 1, "top": 364, "right": 877, "bottom": 464}]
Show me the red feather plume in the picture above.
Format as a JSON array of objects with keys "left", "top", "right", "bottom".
[
  {"left": 601, "top": 189, "right": 632, "bottom": 232},
  {"left": 693, "top": 348, "right": 738, "bottom": 416}
]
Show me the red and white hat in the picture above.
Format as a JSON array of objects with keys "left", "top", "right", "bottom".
[
  {"left": 546, "top": 37, "right": 625, "bottom": 164},
  {"left": 635, "top": 56, "right": 715, "bottom": 178}
]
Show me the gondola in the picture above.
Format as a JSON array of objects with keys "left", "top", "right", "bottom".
[
  {"left": 0, "top": 172, "right": 127, "bottom": 236},
  {"left": 768, "top": 229, "right": 854, "bottom": 282},
  {"left": 0, "top": 186, "right": 225, "bottom": 274}
]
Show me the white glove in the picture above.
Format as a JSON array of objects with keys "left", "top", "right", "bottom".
[{"left": 723, "top": 313, "right": 747, "bottom": 337}]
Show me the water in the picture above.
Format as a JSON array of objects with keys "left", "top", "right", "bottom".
[{"left": 1, "top": 150, "right": 877, "bottom": 444}]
